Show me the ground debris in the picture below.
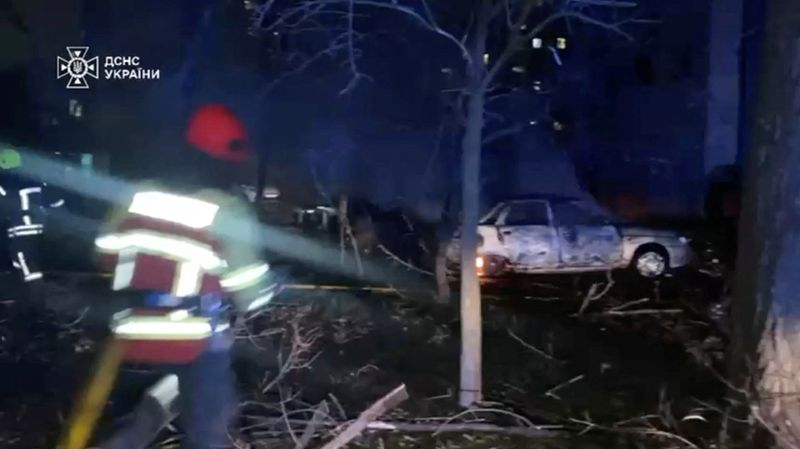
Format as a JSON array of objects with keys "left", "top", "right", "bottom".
[{"left": 0, "top": 272, "right": 730, "bottom": 449}]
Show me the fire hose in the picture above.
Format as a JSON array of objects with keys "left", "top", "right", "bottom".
[{"left": 57, "top": 339, "right": 124, "bottom": 449}]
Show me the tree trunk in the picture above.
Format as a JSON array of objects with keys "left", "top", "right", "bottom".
[
  {"left": 459, "top": 83, "right": 484, "bottom": 408},
  {"left": 458, "top": 0, "right": 491, "bottom": 408},
  {"left": 732, "top": 0, "right": 800, "bottom": 445}
]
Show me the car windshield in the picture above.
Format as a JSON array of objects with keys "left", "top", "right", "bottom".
[
  {"left": 479, "top": 203, "right": 505, "bottom": 225},
  {"left": 503, "top": 201, "right": 550, "bottom": 225}
]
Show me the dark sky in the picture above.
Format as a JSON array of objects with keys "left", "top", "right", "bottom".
[{"left": 0, "top": 0, "right": 749, "bottom": 220}]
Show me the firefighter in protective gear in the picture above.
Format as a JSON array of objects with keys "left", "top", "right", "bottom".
[
  {"left": 0, "top": 148, "right": 64, "bottom": 308},
  {"left": 0, "top": 147, "right": 64, "bottom": 363},
  {"left": 94, "top": 105, "right": 274, "bottom": 449}
]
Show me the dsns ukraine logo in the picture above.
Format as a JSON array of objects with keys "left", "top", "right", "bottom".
[{"left": 56, "top": 47, "right": 99, "bottom": 89}]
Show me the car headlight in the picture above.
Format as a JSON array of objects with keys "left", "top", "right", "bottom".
[{"left": 679, "top": 236, "right": 689, "bottom": 244}]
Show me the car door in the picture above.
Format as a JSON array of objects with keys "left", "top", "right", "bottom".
[
  {"left": 552, "top": 201, "right": 623, "bottom": 268},
  {"left": 497, "top": 200, "right": 559, "bottom": 270}
]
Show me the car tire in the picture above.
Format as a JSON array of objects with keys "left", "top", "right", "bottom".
[{"left": 631, "top": 245, "right": 670, "bottom": 278}]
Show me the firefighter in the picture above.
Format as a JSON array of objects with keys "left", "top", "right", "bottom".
[
  {"left": 0, "top": 148, "right": 64, "bottom": 320},
  {"left": 94, "top": 105, "right": 275, "bottom": 449},
  {"left": 0, "top": 148, "right": 64, "bottom": 283}
]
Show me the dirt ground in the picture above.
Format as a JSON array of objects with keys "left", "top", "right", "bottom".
[{"left": 0, "top": 269, "right": 735, "bottom": 449}]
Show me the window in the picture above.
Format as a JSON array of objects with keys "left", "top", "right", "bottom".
[
  {"left": 69, "top": 99, "right": 83, "bottom": 118},
  {"left": 552, "top": 202, "right": 608, "bottom": 226},
  {"left": 479, "top": 204, "right": 504, "bottom": 225},
  {"left": 503, "top": 201, "right": 549, "bottom": 226}
]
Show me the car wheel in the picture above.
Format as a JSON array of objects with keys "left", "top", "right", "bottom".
[{"left": 632, "top": 246, "right": 669, "bottom": 278}]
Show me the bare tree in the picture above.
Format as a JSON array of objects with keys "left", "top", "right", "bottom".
[{"left": 252, "top": 0, "right": 635, "bottom": 407}]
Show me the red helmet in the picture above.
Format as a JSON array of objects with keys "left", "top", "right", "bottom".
[{"left": 186, "top": 104, "right": 251, "bottom": 161}]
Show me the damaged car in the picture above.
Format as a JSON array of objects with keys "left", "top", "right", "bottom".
[{"left": 446, "top": 196, "right": 694, "bottom": 279}]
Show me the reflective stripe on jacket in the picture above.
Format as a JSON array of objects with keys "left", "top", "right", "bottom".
[
  {"left": 96, "top": 185, "right": 270, "bottom": 307},
  {"left": 111, "top": 308, "right": 231, "bottom": 363}
]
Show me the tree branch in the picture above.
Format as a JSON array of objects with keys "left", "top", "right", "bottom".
[
  {"left": 558, "top": 11, "right": 634, "bottom": 41},
  {"left": 319, "top": 385, "right": 409, "bottom": 449},
  {"left": 339, "top": 0, "right": 373, "bottom": 95},
  {"left": 376, "top": 244, "right": 434, "bottom": 276},
  {"left": 258, "top": 32, "right": 351, "bottom": 98},
  {"left": 578, "top": 270, "right": 614, "bottom": 315},
  {"left": 507, "top": 327, "right": 560, "bottom": 362},
  {"left": 296, "top": 0, "right": 473, "bottom": 66},
  {"left": 482, "top": 123, "right": 525, "bottom": 146},
  {"left": 256, "top": 2, "right": 328, "bottom": 35},
  {"left": 481, "top": 0, "right": 539, "bottom": 89},
  {"left": 365, "top": 421, "right": 561, "bottom": 437},
  {"left": 484, "top": 6, "right": 635, "bottom": 90}
]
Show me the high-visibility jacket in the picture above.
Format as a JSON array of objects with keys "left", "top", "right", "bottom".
[
  {"left": 1, "top": 171, "right": 64, "bottom": 282},
  {"left": 96, "top": 185, "right": 274, "bottom": 363}
]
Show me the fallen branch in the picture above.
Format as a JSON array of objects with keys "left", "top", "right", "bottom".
[
  {"left": 261, "top": 321, "right": 321, "bottom": 394},
  {"left": 568, "top": 417, "right": 701, "bottom": 449},
  {"left": 578, "top": 270, "right": 614, "bottom": 315},
  {"left": 280, "top": 386, "right": 300, "bottom": 448},
  {"left": 320, "top": 384, "right": 409, "bottom": 449},
  {"left": 296, "top": 401, "right": 330, "bottom": 449},
  {"left": 328, "top": 393, "right": 348, "bottom": 421},
  {"left": 424, "top": 390, "right": 452, "bottom": 401},
  {"left": 376, "top": 244, "right": 434, "bottom": 276},
  {"left": 600, "top": 309, "right": 683, "bottom": 317},
  {"left": 544, "top": 374, "right": 585, "bottom": 400},
  {"left": 365, "top": 421, "right": 561, "bottom": 437},
  {"left": 609, "top": 297, "right": 650, "bottom": 311},
  {"left": 507, "top": 328, "right": 560, "bottom": 362},
  {"left": 248, "top": 418, "right": 562, "bottom": 438},
  {"left": 433, "top": 407, "right": 537, "bottom": 433},
  {"left": 518, "top": 296, "right": 562, "bottom": 301},
  {"left": 62, "top": 306, "right": 90, "bottom": 328},
  {"left": 528, "top": 282, "right": 563, "bottom": 291}
]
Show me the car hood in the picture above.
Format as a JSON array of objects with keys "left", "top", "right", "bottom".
[{"left": 618, "top": 225, "right": 682, "bottom": 239}]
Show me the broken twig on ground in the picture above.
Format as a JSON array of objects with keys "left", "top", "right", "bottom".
[
  {"left": 320, "top": 384, "right": 409, "bottom": 449},
  {"left": 578, "top": 270, "right": 615, "bottom": 315},
  {"left": 296, "top": 401, "right": 330, "bottom": 449},
  {"left": 599, "top": 309, "right": 683, "bottom": 317},
  {"left": 366, "top": 421, "right": 561, "bottom": 437},
  {"left": 246, "top": 418, "right": 563, "bottom": 439},
  {"left": 507, "top": 328, "right": 559, "bottom": 362},
  {"left": 261, "top": 320, "right": 321, "bottom": 394},
  {"left": 434, "top": 407, "right": 538, "bottom": 434},
  {"left": 568, "top": 416, "right": 701, "bottom": 449},
  {"left": 544, "top": 374, "right": 585, "bottom": 400},
  {"left": 609, "top": 297, "right": 651, "bottom": 311}
]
